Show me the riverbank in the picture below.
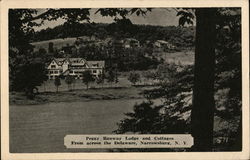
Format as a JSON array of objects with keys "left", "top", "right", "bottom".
[{"left": 9, "top": 86, "right": 150, "bottom": 105}]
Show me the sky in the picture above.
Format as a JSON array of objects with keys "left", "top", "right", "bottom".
[{"left": 34, "top": 8, "right": 180, "bottom": 31}]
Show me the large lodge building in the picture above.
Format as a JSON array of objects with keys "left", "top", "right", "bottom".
[{"left": 47, "top": 58, "right": 105, "bottom": 80}]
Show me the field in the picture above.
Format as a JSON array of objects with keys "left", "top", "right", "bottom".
[
  {"left": 31, "top": 37, "right": 77, "bottom": 52},
  {"left": 156, "top": 50, "right": 194, "bottom": 65},
  {"left": 10, "top": 85, "right": 148, "bottom": 105},
  {"left": 39, "top": 76, "right": 132, "bottom": 93}
]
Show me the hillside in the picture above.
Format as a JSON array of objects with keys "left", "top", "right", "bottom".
[
  {"left": 31, "top": 22, "right": 195, "bottom": 50},
  {"left": 31, "top": 38, "right": 77, "bottom": 52},
  {"left": 29, "top": 22, "right": 195, "bottom": 72}
]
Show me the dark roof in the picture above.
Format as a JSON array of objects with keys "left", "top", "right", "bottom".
[
  {"left": 87, "top": 61, "right": 105, "bottom": 68},
  {"left": 52, "top": 58, "right": 104, "bottom": 68},
  {"left": 54, "top": 58, "right": 65, "bottom": 65}
]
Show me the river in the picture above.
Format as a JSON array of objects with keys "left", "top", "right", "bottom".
[{"left": 10, "top": 99, "right": 152, "bottom": 153}]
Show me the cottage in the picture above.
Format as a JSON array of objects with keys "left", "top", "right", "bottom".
[
  {"left": 123, "top": 38, "right": 140, "bottom": 48},
  {"left": 47, "top": 58, "right": 105, "bottom": 79},
  {"left": 112, "top": 38, "right": 140, "bottom": 49},
  {"left": 154, "top": 40, "right": 175, "bottom": 51}
]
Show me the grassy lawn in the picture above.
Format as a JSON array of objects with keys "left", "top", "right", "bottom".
[
  {"left": 10, "top": 70, "right": 161, "bottom": 105},
  {"left": 10, "top": 86, "right": 148, "bottom": 105},
  {"left": 156, "top": 50, "right": 194, "bottom": 65},
  {"left": 37, "top": 76, "right": 132, "bottom": 93}
]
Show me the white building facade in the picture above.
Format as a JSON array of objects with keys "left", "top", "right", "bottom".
[{"left": 47, "top": 58, "right": 105, "bottom": 79}]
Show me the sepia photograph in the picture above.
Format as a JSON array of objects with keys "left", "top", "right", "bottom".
[{"left": 1, "top": 0, "right": 249, "bottom": 159}]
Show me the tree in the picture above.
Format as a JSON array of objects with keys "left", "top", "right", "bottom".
[
  {"left": 9, "top": 10, "right": 48, "bottom": 99},
  {"left": 48, "top": 42, "right": 54, "bottom": 53},
  {"left": 96, "top": 72, "right": 105, "bottom": 89},
  {"left": 143, "top": 70, "right": 158, "bottom": 85},
  {"left": 174, "top": 8, "right": 217, "bottom": 150},
  {"left": 65, "top": 75, "right": 73, "bottom": 91},
  {"left": 72, "top": 77, "right": 76, "bottom": 91},
  {"left": 128, "top": 72, "right": 141, "bottom": 85},
  {"left": 10, "top": 60, "right": 48, "bottom": 99},
  {"left": 155, "top": 63, "right": 178, "bottom": 83},
  {"left": 106, "top": 69, "right": 115, "bottom": 87},
  {"left": 213, "top": 8, "right": 241, "bottom": 151},
  {"left": 54, "top": 76, "right": 61, "bottom": 92},
  {"left": 114, "top": 68, "right": 119, "bottom": 87},
  {"left": 82, "top": 70, "right": 95, "bottom": 90},
  {"left": 188, "top": 9, "right": 216, "bottom": 151},
  {"left": 115, "top": 101, "right": 163, "bottom": 134}
]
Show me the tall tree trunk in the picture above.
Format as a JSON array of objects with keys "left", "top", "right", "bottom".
[{"left": 191, "top": 8, "right": 216, "bottom": 151}]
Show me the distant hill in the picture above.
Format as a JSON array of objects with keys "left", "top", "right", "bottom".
[{"left": 31, "top": 22, "right": 195, "bottom": 50}]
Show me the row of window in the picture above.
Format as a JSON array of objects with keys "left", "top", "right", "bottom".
[
  {"left": 48, "top": 74, "right": 98, "bottom": 80},
  {"left": 49, "top": 70, "right": 63, "bottom": 74},
  {"left": 69, "top": 70, "right": 98, "bottom": 74},
  {"left": 51, "top": 64, "right": 102, "bottom": 69}
]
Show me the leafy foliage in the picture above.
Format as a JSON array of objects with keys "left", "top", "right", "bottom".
[
  {"left": 115, "top": 64, "right": 193, "bottom": 134},
  {"left": 128, "top": 72, "right": 141, "bottom": 85},
  {"left": 65, "top": 75, "right": 74, "bottom": 91},
  {"left": 82, "top": 70, "right": 95, "bottom": 89},
  {"left": 96, "top": 72, "right": 105, "bottom": 87},
  {"left": 214, "top": 8, "right": 241, "bottom": 121},
  {"left": 176, "top": 8, "right": 195, "bottom": 26},
  {"left": 114, "top": 101, "right": 164, "bottom": 134},
  {"left": 54, "top": 77, "right": 61, "bottom": 92},
  {"left": 106, "top": 70, "right": 115, "bottom": 86},
  {"left": 10, "top": 58, "right": 48, "bottom": 97},
  {"left": 95, "top": 8, "right": 151, "bottom": 21}
]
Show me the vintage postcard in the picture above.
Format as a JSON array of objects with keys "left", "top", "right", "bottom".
[{"left": 1, "top": 0, "right": 249, "bottom": 159}]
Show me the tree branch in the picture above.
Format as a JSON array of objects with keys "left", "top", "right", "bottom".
[{"left": 22, "top": 9, "right": 56, "bottom": 23}]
